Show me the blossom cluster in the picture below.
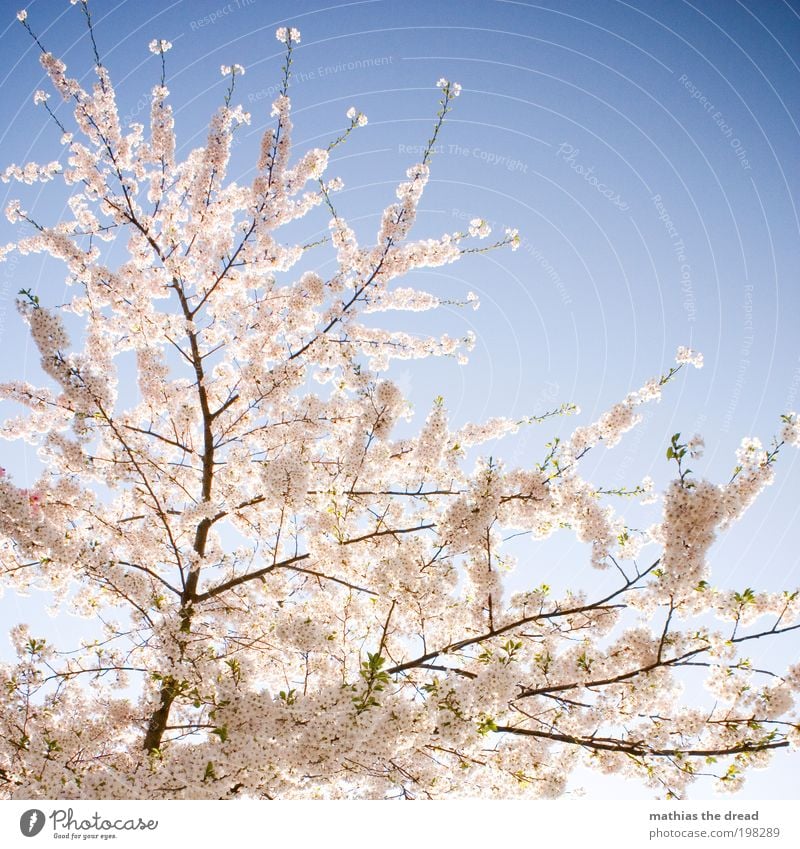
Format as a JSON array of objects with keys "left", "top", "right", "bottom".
[
  {"left": 148, "top": 39, "right": 172, "bottom": 54},
  {"left": 0, "top": 11, "right": 798, "bottom": 803},
  {"left": 275, "top": 27, "right": 300, "bottom": 44}
]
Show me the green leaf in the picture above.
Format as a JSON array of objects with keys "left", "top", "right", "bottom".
[{"left": 477, "top": 715, "right": 498, "bottom": 735}]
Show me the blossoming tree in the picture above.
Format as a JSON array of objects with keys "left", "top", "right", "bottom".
[{"left": 1, "top": 5, "right": 799, "bottom": 800}]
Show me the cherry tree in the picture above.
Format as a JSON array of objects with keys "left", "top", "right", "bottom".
[{"left": 1, "top": 5, "right": 800, "bottom": 800}]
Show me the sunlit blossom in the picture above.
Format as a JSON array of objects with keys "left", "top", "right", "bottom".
[{"left": 0, "top": 3, "right": 797, "bottom": 805}]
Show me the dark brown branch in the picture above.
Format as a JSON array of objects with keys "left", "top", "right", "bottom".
[
  {"left": 385, "top": 561, "right": 659, "bottom": 676},
  {"left": 194, "top": 553, "right": 378, "bottom": 603},
  {"left": 195, "top": 524, "right": 435, "bottom": 600},
  {"left": 194, "top": 552, "right": 309, "bottom": 601},
  {"left": 120, "top": 422, "right": 193, "bottom": 454},
  {"left": 494, "top": 725, "right": 789, "bottom": 758}
]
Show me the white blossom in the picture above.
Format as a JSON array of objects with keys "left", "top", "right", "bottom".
[
  {"left": 687, "top": 433, "right": 705, "bottom": 458},
  {"left": 275, "top": 26, "right": 300, "bottom": 43},
  {"left": 468, "top": 218, "right": 491, "bottom": 238},
  {"left": 0, "top": 9, "right": 796, "bottom": 804},
  {"left": 676, "top": 345, "right": 704, "bottom": 368},
  {"left": 148, "top": 39, "right": 172, "bottom": 54}
]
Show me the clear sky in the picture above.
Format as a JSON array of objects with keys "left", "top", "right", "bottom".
[{"left": 1, "top": 0, "right": 799, "bottom": 800}]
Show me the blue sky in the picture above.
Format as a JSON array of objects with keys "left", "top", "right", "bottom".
[{"left": 0, "top": 0, "right": 799, "bottom": 799}]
